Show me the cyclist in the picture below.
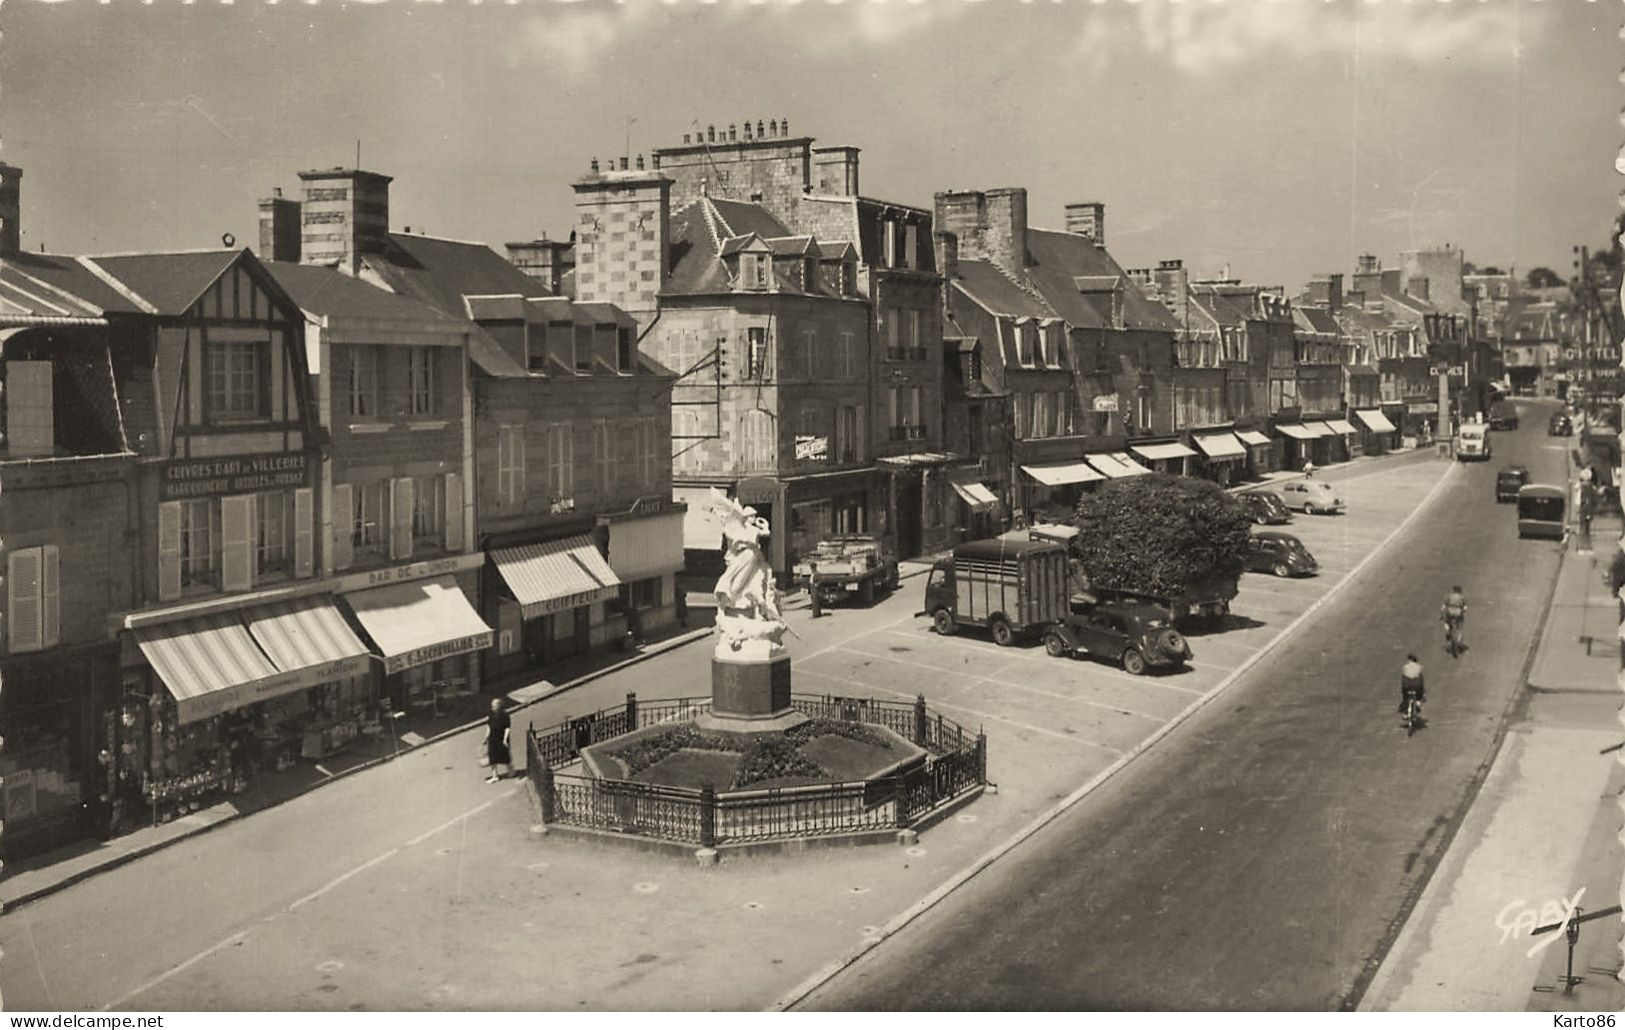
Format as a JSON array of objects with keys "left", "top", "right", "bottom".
[
  {"left": 1398, "top": 654, "right": 1426, "bottom": 715},
  {"left": 1440, "top": 586, "right": 1467, "bottom": 654}
]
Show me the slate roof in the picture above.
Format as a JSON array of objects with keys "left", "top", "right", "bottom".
[
  {"left": 1294, "top": 305, "right": 1342, "bottom": 336},
  {"left": 953, "top": 259, "right": 1054, "bottom": 320},
  {"left": 665, "top": 198, "right": 828, "bottom": 298},
  {"left": 1023, "top": 228, "right": 1180, "bottom": 332},
  {"left": 706, "top": 198, "right": 792, "bottom": 243},
  {"left": 85, "top": 250, "right": 245, "bottom": 316},
  {"left": 0, "top": 253, "right": 131, "bottom": 317},
  {"left": 265, "top": 261, "right": 473, "bottom": 332},
  {"left": 364, "top": 232, "right": 543, "bottom": 320}
]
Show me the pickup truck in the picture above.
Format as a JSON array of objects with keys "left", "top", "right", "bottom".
[{"left": 792, "top": 535, "right": 899, "bottom": 607}]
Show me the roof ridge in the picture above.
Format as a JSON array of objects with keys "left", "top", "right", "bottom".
[
  {"left": 76, "top": 256, "right": 158, "bottom": 314},
  {"left": 699, "top": 196, "right": 730, "bottom": 249},
  {"left": 391, "top": 230, "right": 493, "bottom": 247},
  {"left": 990, "top": 261, "right": 1057, "bottom": 318}
]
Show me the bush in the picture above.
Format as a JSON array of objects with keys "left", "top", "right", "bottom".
[{"left": 1072, "top": 473, "right": 1252, "bottom": 598}]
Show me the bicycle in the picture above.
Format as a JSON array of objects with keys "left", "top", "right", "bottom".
[
  {"left": 1400, "top": 694, "right": 1424, "bottom": 736},
  {"left": 1443, "top": 616, "right": 1464, "bottom": 658}
]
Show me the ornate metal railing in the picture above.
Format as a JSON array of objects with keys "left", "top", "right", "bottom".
[{"left": 526, "top": 692, "right": 987, "bottom": 847}]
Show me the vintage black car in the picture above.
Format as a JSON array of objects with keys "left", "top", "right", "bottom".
[
  {"left": 1244, "top": 531, "right": 1319, "bottom": 577},
  {"left": 1042, "top": 601, "right": 1192, "bottom": 675},
  {"left": 1496, "top": 465, "right": 1530, "bottom": 503},
  {"left": 1549, "top": 413, "right": 1572, "bottom": 437},
  {"left": 1239, "top": 490, "right": 1293, "bottom": 525}
]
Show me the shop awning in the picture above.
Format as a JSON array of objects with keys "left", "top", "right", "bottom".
[
  {"left": 1301, "top": 422, "right": 1336, "bottom": 438},
  {"left": 1356, "top": 409, "right": 1397, "bottom": 433},
  {"left": 136, "top": 613, "right": 304, "bottom": 725},
  {"left": 346, "top": 575, "right": 494, "bottom": 676},
  {"left": 1236, "top": 430, "right": 1272, "bottom": 447},
  {"left": 244, "top": 597, "right": 372, "bottom": 684},
  {"left": 1131, "top": 442, "right": 1198, "bottom": 461},
  {"left": 491, "top": 535, "right": 622, "bottom": 620},
  {"left": 1021, "top": 462, "right": 1105, "bottom": 487},
  {"left": 1086, "top": 453, "right": 1152, "bottom": 478},
  {"left": 1325, "top": 419, "right": 1359, "bottom": 435},
  {"left": 1275, "top": 423, "right": 1316, "bottom": 440},
  {"left": 1194, "top": 433, "right": 1247, "bottom": 459}
]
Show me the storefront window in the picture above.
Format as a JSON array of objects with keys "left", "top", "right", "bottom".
[
  {"left": 0, "top": 685, "right": 84, "bottom": 849},
  {"left": 412, "top": 475, "right": 445, "bottom": 548}
]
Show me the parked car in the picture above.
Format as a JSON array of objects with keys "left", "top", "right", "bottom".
[
  {"left": 923, "top": 539, "right": 1070, "bottom": 645},
  {"left": 1042, "top": 600, "right": 1191, "bottom": 675},
  {"left": 1495, "top": 466, "right": 1530, "bottom": 503},
  {"left": 793, "top": 535, "right": 899, "bottom": 607},
  {"left": 1488, "top": 400, "right": 1520, "bottom": 431},
  {"left": 1240, "top": 490, "right": 1293, "bottom": 525},
  {"left": 1549, "top": 413, "right": 1573, "bottom": 437},
  {"left": 1244, "top": 531, "right": 1318, "bottom": 577},
  {"left": 1278, "top": 480, "right": 1345, "bottom": 514},
  {"left": 1516, "top": 484, "right": 1566, "bottom": 540}
]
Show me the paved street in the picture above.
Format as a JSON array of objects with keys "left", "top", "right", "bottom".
[{"left": 800, "top": 402, "right": 1570, "bottom": 1009}]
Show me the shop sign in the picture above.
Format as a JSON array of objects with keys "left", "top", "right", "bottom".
[
  {"left": 384, "top": 631, "right": 494, "bottom": 676},
  {"left": 1092, "top": 394, "right": 1120, "bottom": 412},
  {"left": 795, "top": 435, "right": 829, "bottom": 461},
  {"left": 161, "top": 451, "right": 312, "bottom": 500},
  {"left": 174, "top": 654, "right": 373, "bottom": 725},
  {"left": 1410, "top": 403, "right": 1439, "bottom": 414},
  {"left": 522, "top": 586, "right": 618, "bottom": 619},
  {"left": 334, "top": 553, "right": 483, "bottom": 594}
]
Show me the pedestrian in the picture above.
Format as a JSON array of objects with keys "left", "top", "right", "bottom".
[
  {"left": 1302, "top": 460, "right": 1316, "bottom": 478},
  {"left": 482, "top": 698, "right": 511, "bottom": 783},
  {"left": 808, "top": 561, "right": 823, "bottom": 619},
  {"left": 675, "top": 588, "right": 689, "bottom": 629}
]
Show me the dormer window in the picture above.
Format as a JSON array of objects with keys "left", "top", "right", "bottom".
[{"left": 754, "top": 255, "right": 768, "bottom": 289}]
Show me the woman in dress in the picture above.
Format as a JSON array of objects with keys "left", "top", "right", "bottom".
[{"left": 483, "top": 698, "right": 511, "bottom": 783}]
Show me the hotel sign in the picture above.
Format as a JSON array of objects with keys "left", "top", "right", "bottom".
[{"left": 162, "top": 451, "right": 312, "bottom": 500}]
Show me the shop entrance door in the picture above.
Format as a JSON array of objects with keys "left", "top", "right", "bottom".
[
  {"left": 573, "top": 607, "right": 591, "bottom": 653},
  {"left": 896, "top": 475, "right": 922, "bottom": 558}
]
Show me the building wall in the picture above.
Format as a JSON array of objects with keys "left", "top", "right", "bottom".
[
  {"left": 871, "top": 271, "right": 945, "bottom": 456},
  {"left": 573, "top": 173, "right": 671, "bottom": 327},
  {"left": 652, "top": 134, "right": 814, "bottom": 227}
]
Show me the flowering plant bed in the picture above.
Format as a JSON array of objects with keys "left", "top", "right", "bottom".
[{"left": 593, "top": 718, "right": 899, "bottom": 791}]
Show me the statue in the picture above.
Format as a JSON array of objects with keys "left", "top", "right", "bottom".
[{"left": 709, "top": 488, "right": 788, "bottom": 657}]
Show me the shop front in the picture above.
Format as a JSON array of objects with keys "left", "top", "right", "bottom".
[
  {"left": 1191, "top": 432, "right": 1248, "bottom": 487},
  {"left": 1322, "top": 418, "right": 1360, "bottom": 462},
  {"left": 1130, "top": 440, "right": 1197, "bottom": 477},
  {"left": 948, "top": 466, "right": 1004, "bottom": 542},
  {"left": 486, "top": 537, "right": 620, "bottom": 676},
  {"left": 1401, "top": 401, "right": 1437, "bottom": 445},
  {"left": 1273, "top": 422, "right": 1317, "bottom": 469},
  {"left": 1084, "top": 452, "right": 1152, "bottom": 481},
  {"left": 1019, "top": 461, "right": 1102, "bottom": 524},
  {"left": 1235, "top": 428, "right": 1275, "bottom": 478},
  {"left": 122, "top": 596, "right": 375, "bottom": 823},
  {"left": 871, "top": 458, "right": 950, "bottom": 562},
  {"left": 599, "top": 499, "right": 687, "bottom": 640},
  {"left": 1355, "top": 408, "right": 1399, "bottom": 454},
  {"left": 777, "top": 467, "right": 883, "bottom": 566}
]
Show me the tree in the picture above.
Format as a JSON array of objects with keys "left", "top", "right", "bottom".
[
  {"left": 1526, "top": 267, "right": 1564, "bottom": 290},
  {"left": 1071, "top": 474, "right": 1252, "bottom": 598}
]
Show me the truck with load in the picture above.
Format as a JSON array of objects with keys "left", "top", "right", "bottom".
[
  {"left": 792, "top": 535, "right": 899, "bottom": 607},
  {"left": 922, "top": 539, "right": 1069, "bottom": 645}
]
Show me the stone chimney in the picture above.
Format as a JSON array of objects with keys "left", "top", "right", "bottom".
[
  {"left": 934, "top": 230, "right": 959, "bottom": 281},
  {"left": 506, "top": 237, "right": 575, "bottom": 297},
  {"left": 0, "top": 163, "right": 21, "bottom": 258},
  {"left": 933, "top": 187, "right": 1028, "bottom": 276},
  {"left": 1356, "top": 253, "right": 1380, "bottom": 274},
  {"left": 572, "top": 166, "right": 672, "bottom": 328},
  {"left": 1065, "top": 202, "right": 1105, "bottom": 246},
  {"left": 1305, "top": 273, "right": 1344, "bottom": 312},
  {"left": 258, "top": 187, "right": 302, "bottom": 262},
  {"left": 813, "top": 146, "right": 860, "bottom": 197},
  {"left": 298, "top": 168, "right": 392, "bottom": 274},
  {"left": 1406, "top": 276, "right": 1430, "bottom": 301},
  {"left": 1153, "top": 259, "right": 1188, "bottom": 326}
]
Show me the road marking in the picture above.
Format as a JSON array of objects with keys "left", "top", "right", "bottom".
[
  {"left": 794, "top": 667, "right": 1125, "bottom": 751},
  {"left": 404, "top": 786, "right": 519, "bottom": 847},
  {"left": 983, "top": 648, "right": 1211, "bottom": 695},
  {"left": 878, "top": 629, "right": 1209, "bottom": 696},
  {"left": 100, "top": 931, "right": 249, "bottom": 1011},
  {"left": 288, "top": 848, "right": 400, "bottom": 911},
  {"left": 771, "top": 458, "right": 1461, "bottom": 1012}
]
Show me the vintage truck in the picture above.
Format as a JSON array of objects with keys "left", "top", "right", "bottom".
[
  {"left": 792, "top": 535, "right": 900, "bottom": 607},
  {"left": 922, "top": 539, "right": 1070, "bottom": 645}
]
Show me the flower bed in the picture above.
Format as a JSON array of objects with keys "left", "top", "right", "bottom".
[{"left": 596, "top": 719, "right": 897, "bottom": 790}]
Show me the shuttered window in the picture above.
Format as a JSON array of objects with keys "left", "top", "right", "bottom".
[
  {"left": 256, "top": 490, "right": 288, "bottom": 576},
  {"left": 6, "top": 545, "right": 57, "bottom": 653},
  {"left": 221, "top": 494, "right": 256, "bottom": 592},
  {"left": 594, "top": 421, "right": 616, "bottom": 496},
  {"left": 412, "top": 475, "right": 444, "bottom": 547},
  {"left": 390, "top": 477, "right": 414, "bottom": 560},
  {"left": 497, "top": 425, "right": 525, "bottom": 509},
  {"left": 179, "top": 498, "right": 217, "bottom": 589},
  {"left": 331, "top": 483, "right": 355, "bottom": 570},
  {"left": 549, "top": 423, "right": 574, "bottom": 499},
  {"left": 293, "top": 486, "right": 313, "bottom": 578},
  {"left": 353, "top": 480, "right": 387, "bottom": 560},
  {"left": 443, "top": 472, "right": 463, "bottom": 553}
]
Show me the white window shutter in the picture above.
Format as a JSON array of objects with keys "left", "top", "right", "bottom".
[
  {"left": 293, "top": 487, "right": 314, "bottom": 578},
  {"left": 443, "top": 472, "right": 463, "bottom": 553},
  {"left": 158, "top": 500, "right": 183, "bottom": 601},
  {"left": 7, "top": 548, "right": 41, "bottom": 653},
  {"left": 40, "top": 545, "right": 59, "bottom": 648},
  {"left": 390, "top": 477, "right": 413, "bottom": 560},
  {"left": 221, "top": 495, "right": 255, "bottom": 592},
  {"left": 331, "top": 483, "right": 354, "bottom": 571}
]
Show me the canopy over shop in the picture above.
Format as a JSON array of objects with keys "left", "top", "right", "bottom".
[
  {"left": 487, "top": 537, "right": 620, "bottom": 666},
  {"left": 1085, "top": 452, "right": 1152, "bottom": 479}
]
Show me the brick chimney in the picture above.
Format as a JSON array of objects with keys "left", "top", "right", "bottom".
[
  {"left": 1305, "top": 273, "right": 1344, "bottom": 312},
  {"left": 298, "top": 168, "right": 392, "bottom": 274},
  {"left": 1065, "top": 202, "right": 1105, "bottom": 246},
  {"left": 258, "top": 187, "right": 302, "bottom": 262},
  {"left": 506, "top": 237, "right": 575, "bottom": 296},
  {"left": 0, "top": 163, "right": 21, "bottom": 258},
  {"left": 572, "top": 160, "right": 671, "bottom": 328},
  {"left": 933, "top": 187, "right": 1028, "bottom": 276},
  {"left": 1152, "top": 258, "right": 1188, "bottom": 326}
]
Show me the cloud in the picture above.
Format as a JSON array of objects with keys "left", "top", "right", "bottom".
[
  {"left": 503, "top": 4, "right": 653, "bottom": 78},
  {"left": 1080, "top": 0, "right": 1551, "bottom": 78}
]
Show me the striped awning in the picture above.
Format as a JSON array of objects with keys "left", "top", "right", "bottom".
[
  {"left": 1021, "top": 462, "right": 1104, "bottom": 487},
  {"left": 1325, "top": 419, "right": 1359, "bottom": 435},
  {"left": 492, "top": 535, "right": 623, "bottom": 619},
  {"left": 1236, "top": 430, "right": 1272, "bottom": 447},
  {"left": 1194, "top": 433, "right": 1247, "bottom": 459},
  {"left": 244, "top": 596, "right": 371, "bottom": 683},
  {"left": 345, "top": 575, "right": 493, "bottom": 676},
  {"left": 1356, "top": 409, "right": 1397, "bottom": 433},
  {"left": 136, "top": 612, "right": 291, "bottom": 725},
  {"left": 1086, "top": 452, "right": 1152, "bottom": 478},
  {"left": 1275, "top": 423, "right": 1316, "bottom": 440},
  {"left": 1131, "top": 442, "right": 1198, "bottom": 461}
]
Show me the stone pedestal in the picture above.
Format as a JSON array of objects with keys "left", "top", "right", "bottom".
[{"left": 697, "top": 652, "right": 807, "bottom": 734}]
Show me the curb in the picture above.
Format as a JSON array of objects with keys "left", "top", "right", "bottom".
[
  {"left": 770, "top": 456, "right": 1462, "bottom": 1011},
  {"left": 0, "top": 626, "right": 715, "bottom": 914}
]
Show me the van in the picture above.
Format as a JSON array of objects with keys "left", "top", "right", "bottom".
[
  {"left": 1516, "top": 485, "right": 1565, "bottom": 540},
  {"left": 923, "top": 539, "right": 1069, "bottom": 646},
  {"left": 1456, "top": 423, "right": 1491, "bottom": 461}
]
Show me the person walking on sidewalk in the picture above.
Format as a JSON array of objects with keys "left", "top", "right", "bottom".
[
  {"left": 808, "top": 561, "right": 824, "bottom": 619},
  {"left": 483, "top": 698, "right": 512, "bottom": 783},
  {"left": 1303, "top": 460, "right": 1316, "bottom": 478}
]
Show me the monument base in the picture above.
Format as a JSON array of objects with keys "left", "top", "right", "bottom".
[{"left": 704, "top": 652, "right": 805, "bottom": 734}]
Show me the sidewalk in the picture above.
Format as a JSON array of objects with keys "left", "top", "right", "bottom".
[
  {"left": 1360, "top": 524, "right": 1625, "bottom": 1011},
  {"left": 0, "top": 617, "right": 715, "bottom": 913}
]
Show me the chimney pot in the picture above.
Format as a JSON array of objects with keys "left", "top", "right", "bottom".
[
  {"left": 769, "top": 119, "right": 778, "bottom": 136},
  {"left": 782, "top": 117, "right": 790, "bottom": 135},
  {"left": 590, "top": 157, "right": 600, "bottom": 173},
  {"left": 635, "top": 154, "right": 645, "bottom": 171},
  {"left": 683, "top": 133, "right": 691, "bottom": 144},
  {"left": 728, "top": 123, "right": 737, "bottom": 141},
  {"left": 756, "top": 120, "right": 765, "bottom": 137},
  {"left": 619, "top": 156, "right": 629, "bottom": 171}
]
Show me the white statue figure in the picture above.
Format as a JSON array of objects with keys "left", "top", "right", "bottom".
[{"left": 709, "top": 488, "right": 788, "bottom": 657}]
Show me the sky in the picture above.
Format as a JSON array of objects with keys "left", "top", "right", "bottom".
[{"left": 0, "top": 0, "right": 1619, "bottom": 293}]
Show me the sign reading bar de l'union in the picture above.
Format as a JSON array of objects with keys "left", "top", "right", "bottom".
[{"left": 162, "top": 451, "right": 313, "bottom": 500}]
